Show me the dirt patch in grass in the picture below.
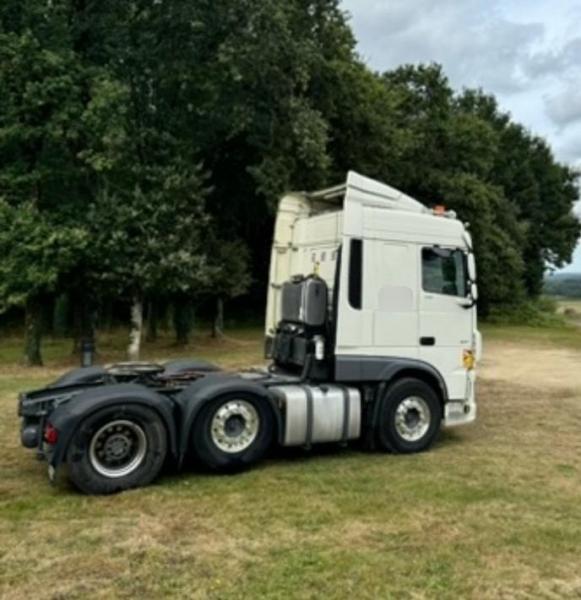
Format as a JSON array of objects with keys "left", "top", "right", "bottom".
[
  {"left": 2, "top": 329, "right": 581, "bottom": 598},
  {"left": 481, "top": 337, "right": 581, "bottom": 393}
]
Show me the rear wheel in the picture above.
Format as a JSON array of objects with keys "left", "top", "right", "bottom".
[
  {"left": 192, "top": 393, "right": 274, "bottom": 471},
  {"left": 376, "top": 378, "right": 442, "bottom": 453},
  {"left": 67, "top": 405, "right": 167, "bottom": 494}
]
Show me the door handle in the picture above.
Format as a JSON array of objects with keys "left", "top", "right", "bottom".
[{"left": 420, "top": 337, "right": 436, "bottom": 346}]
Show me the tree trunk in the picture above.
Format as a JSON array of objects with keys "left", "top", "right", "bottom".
[
  {"left": 44, "top": 296, "right": 55, "bottom": 336},
  {"left": 128, "top": 295, "right": 144, "bottom": 361},
  {"left": 157, "top": 300, "right": 169, "bottom": 333},
  {"left": 53, "top": 293, "right": 71, "bottom": 337},
  {"left": 71, "top": 297, "right": 80, "bottom": 355},
  {"left": 100, "top": 299, "right": 114, "bottom": 331},
  {"left": 212, "top": 297, "right": 224, "bottom": 338},
  {"left": 146, "top": 299, "right": 158, "bottom": 342},
  {"left": 173, "top": 296, "right": 193, "bottom": 346},
  {"left": 71, "top": 288, "right": 95, "bottom": 355},
  {"left": 24, "top": 295, "right": 43, "bottom": 366}
]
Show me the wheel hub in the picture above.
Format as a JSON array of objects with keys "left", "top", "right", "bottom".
[
  {"left": 211, "top": 400, "right": 259, "bottom": 454},
  {"left": 395, "top": 396, "right": 431, "bottom": 442},
  {"left": 224, "top": 415, "right": 245, "bottom": 437},
  {"left": 104, "top": 434, "right": 132, "bottom": 460},
  {"left": 89, "top": 420, "right": 147, "bottom": 478}
]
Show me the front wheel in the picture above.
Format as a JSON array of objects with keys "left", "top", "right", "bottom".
[
  {"left": 376, "top": 378, "right": 442, "bottom": 453},
  {"left": 192, "top": 393, "right": 274, "bottom": 471},
  {"left": 67, "top": 405, "right": 167, "bottom": 494}
]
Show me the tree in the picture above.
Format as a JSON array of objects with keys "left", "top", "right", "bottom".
[
  {"left": 0, "top": 25, "right": 92, "bottom": 363},
  {"left": 377, "top": 65, "right": 579, "bottom": 311},
  {"left": 457, "top": 89, "right": 580, "bottom": 297},
  {"left": 0, "top": 0, "right": 579, "bottom": 351},
  {"left": 159, "top": 0, "right": 355, "bottom": 293},
  {"left": 72, "top": 5, "right": 218, "bottom": 359},
  {"left": 206, "top": 239, "right": 252, "bottom": 338},
  {"left": 494, "top": 128, "right": 579, "bottom": 296},
  {"left": 84, "top": 165, "right": 214, "bottom": 359},
  {"left": 0, "top": 201, "right": 86, "bottom": 364},
  {"left": 431, "top": 174, "right": 526, "bottom": 314}
]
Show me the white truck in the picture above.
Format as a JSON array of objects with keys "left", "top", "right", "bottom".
[{"left": 18, "top": 172, "right": 480, "bottom": 494}]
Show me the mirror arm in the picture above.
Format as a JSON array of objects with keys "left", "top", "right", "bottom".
[{"left": 458, "top": 297, "right": 477, "bottom": 309}]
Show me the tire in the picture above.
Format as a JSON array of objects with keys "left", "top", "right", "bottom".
[
  {"left": 376, "top": 377, "right": 442, "bottom": 453},
  {"left": 67, "top": 405, "right": 168, "bottom": 494},
  {"left": 191, "top": 393, "right": 274, "bottom": 471}
]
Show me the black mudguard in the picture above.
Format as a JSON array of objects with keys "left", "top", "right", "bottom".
[
  {"left": 175, "top": 373, "right": 283, "bottom": 465},
  {"left": 49, "top": 366, "right": 110, "bottom": 388},
  {"left": 336, "top": 355, "right": 449, "bottom": 401},
  {"left": 162, "top": 358, "right": 220, "bottom": 375},
  {"left": 47, "top": 383, "right": 178, "bottom": 471}
]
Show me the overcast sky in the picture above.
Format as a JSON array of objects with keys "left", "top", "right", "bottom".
[{"left": 342, "top": 0, "right": 581, "bottom": 272}]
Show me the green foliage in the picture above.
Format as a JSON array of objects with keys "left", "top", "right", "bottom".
[
  {"left": 485, "top": 297, "right": 565, "bottom": 328},
  {"left": 0, "top": 0, "right": 579, "bottom": 355},
  {"left": 457, "top": 89, "right": 580, "bottom": 297},
  {"left": 372, "top": 65, "right": 579, "bottom": 311},
  {"left": 433, "top": 173, "right": 526, "bottom": 314},
  {"left": 0, "top": 29, "right": 87, "bottom": 210},
  {"left": 205, "top": 239, "right": 252, "bottom": 301},
  {"left": 0, "top": 201, "right": 87, "bottom": 311},
  {"left": 85, "top": 165, "right": 214, "bottom": 298}
]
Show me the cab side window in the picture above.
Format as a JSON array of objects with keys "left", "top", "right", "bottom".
[
  {"left": 348, "top": 239, "right": 363, "bottom": 309},
  {"left": 422, "top": 247, "right": 467, "bottom": 297}
]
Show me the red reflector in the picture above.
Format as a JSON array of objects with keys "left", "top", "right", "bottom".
[{"left": 44, "top": 423, "right": 59, "bottom": 445}]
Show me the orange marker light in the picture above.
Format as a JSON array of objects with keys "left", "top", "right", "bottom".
[{"left": 463, "top": 350, "right": 476, "bottom": 370}]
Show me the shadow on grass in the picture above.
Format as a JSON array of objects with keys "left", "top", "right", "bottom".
[{"left": 37, "top": 427, "right": 473, "bottom": 497}]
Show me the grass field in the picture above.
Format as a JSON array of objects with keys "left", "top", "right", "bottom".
[{"left": 2, "top": 323, "right": 581, "bottom": 598}]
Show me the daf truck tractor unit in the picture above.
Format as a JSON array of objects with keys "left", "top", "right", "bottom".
[{"left": 18, "top": 172, "right": 481, "bottom": 494}]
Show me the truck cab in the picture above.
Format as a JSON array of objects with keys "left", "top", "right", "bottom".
[
  {"left": 18, "top": 172, "right": 480, "bottom": 494},
  {"left": 266, "top": 171, "right": 480, "bottom": 428}
]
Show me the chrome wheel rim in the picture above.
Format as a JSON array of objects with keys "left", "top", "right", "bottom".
[
  {"left": 211, "top": 400, "right": 259, "bottom": 454},
  {"left": 395, "top": 396, "right": 431, "bottom": 442},
  {"left": 89, "top": 420, "right": 147, "bottom": 478}
]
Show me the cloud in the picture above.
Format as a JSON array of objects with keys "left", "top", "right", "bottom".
[
  {"left": 545, "top": 84, "right": 581, "bottom": 128},
  {"left": 341, "top": 0, "right": 581, "bottom": 271},
  {"left": 343, "top": 0, "right": 545, "bottom": 93},
  {"left": 522, "top": 37, "right": 581, "bottom": 129},
  {"left": 525, "top": 37, "right": 581, "bottom": 78},
  {"left": 555, "top": 129, "right": 581, "bottom": 165},
  {"left": 341, "top": 0, "right": 581, "bottom": 165}
]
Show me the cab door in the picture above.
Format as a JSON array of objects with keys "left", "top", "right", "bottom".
[
  {"left": 418, "top": 246, "right": 473, "bottom": 400},
  {"left": 368, "top": 240, "right": 419, "bottom": 358}
]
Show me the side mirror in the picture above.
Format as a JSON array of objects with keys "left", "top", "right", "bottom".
[
  {"left": 467, "top": 253, "right": 477, "bottom": 282},
  {"left": 459, "top": 282, "right": 478, "bottom": 309},
  {"left": 470, "top": 282, "right": 478, "bottom": 301},
  {"left": 462, "top": 230, "right": 473, "bottom": 250}
]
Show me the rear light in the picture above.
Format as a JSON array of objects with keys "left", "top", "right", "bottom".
[{"left": 44, "top": 423, "right": 59, "bottom": 445}]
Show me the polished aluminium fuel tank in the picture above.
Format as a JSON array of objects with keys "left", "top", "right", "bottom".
[{"left": 270, "top": 384, "right": 361, "bottom": 446}]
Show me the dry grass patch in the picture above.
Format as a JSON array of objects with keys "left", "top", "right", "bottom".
[{"left": 2, "top": 329, "right": 581, "bottom": 598}]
